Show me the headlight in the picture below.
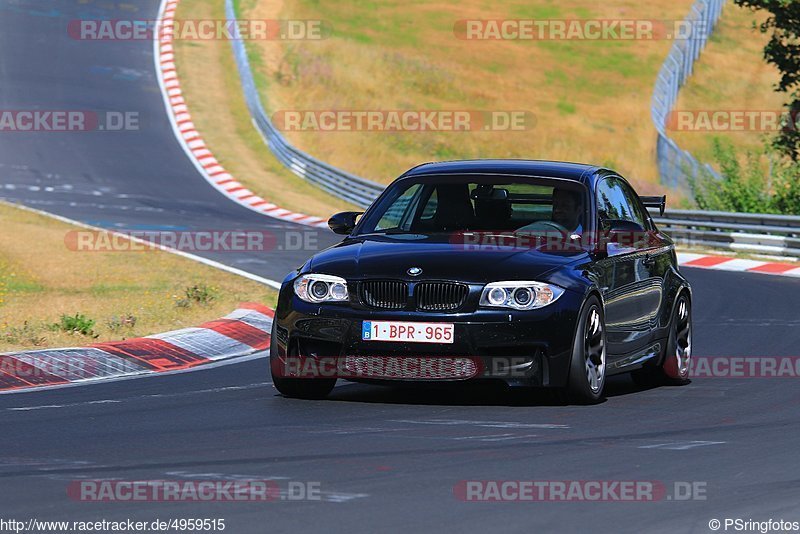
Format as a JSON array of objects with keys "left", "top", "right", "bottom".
[
  {"left": 479, "top": 281, "right": 564, "bottom": 310},
  {"left": 293, "top": 274, "right": 349, "bottom": 303}
]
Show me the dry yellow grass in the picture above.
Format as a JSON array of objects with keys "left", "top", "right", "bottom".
[
  {"left": 242, "top": 0, "right": 700, "bottom": 194},
  {"left": 0, "top": 202, "right": 276, "bottom": 352},
  {"left": 671, "top": 4, "right": 781, "bottom": 165},
  {"left": 174, "top": 0, "right": 778, "bottom": 204},
  {"left": 172, "top": 0, "right": 357, "bottom": 219}
]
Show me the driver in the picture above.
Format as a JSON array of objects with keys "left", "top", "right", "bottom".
[{"left": 552, "top": 188, "right": 583, "bottom": 234}]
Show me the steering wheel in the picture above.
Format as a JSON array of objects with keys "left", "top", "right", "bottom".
[{"left": 516, "top": 220, "right": 569, "bottom": 235}]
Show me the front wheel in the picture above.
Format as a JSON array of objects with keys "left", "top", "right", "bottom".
[
  {"left": 564, "top": 296, "right": 607, "bottom": 404},
  {"left": 269, "top": 322, "right": 336, "bottom": 399},
  {"left": 272, "top": 375, "right": 336, "bottom": 400}
]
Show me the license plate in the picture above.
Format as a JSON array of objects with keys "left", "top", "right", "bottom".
[{"left": 362, "top": 321, "right": 454, "bottom": 344}]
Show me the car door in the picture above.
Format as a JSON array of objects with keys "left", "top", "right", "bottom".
[
  {"left": 594, "top": 176, "right": 663, "bottom": 358},
  {"left": 616, "top": 179, "right": 669, "bottom": 329}
]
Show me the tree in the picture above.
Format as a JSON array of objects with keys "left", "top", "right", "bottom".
[{"left": 734, "top": 0, "right": 800, "bottom": 159}]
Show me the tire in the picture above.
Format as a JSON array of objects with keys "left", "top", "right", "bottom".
[
  {"left": 564, "top": 296, "right": 607, "bottom": 404},
  {"left": 632, "top": 292, "right": 692, "bottom": 387},
  {"left": 272, "top": 375, "right": 336, "bottom": 400},
  {"left": 269, "top": 322, "right": 336, "bottom": 400}
]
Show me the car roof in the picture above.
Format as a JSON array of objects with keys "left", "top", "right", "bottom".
[{"left": 401, "top": 159, "right": 605, "bottom": 185}]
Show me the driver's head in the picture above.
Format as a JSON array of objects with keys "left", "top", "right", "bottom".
[{"left": 552, "top": 188, "right": 582, "bottom": 231}]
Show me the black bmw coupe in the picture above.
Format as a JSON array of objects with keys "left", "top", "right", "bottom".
[{"left": 270, "top": 160, "right": 692, "bottom": 403}]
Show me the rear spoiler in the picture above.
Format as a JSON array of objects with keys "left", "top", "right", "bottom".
[{"left": 640, "top": 195, "right": 666, "bottom": 216}]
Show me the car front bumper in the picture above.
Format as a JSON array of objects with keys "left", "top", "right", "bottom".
[{"left": 270, "top": 289, "right": 583, "bottom": 388}]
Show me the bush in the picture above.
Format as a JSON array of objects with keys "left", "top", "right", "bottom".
[
  {"left": 772, "top": 162, "right": 800, "bottom": 215},
  {"left": 689, "top": 139, "right": 800, "bottom": 215},
  {"left": 50, "top": 313, "right": 97, "bottom": 337},
  {"left": 176, "top": 283, "right": 219, "bottom": 308}
]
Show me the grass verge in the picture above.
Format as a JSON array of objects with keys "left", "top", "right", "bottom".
[
  {"left": 172, "top": 0, "right": 358, "bottom": 219},
  {"left": 0, "top": 202, "right": 276, "bottom": 352},
  {"left": 672, "top": 4, "right": 780, "bottom": 166},
  {"left": 240, "top": 0, "right": 699, "bottom": 193},
  {"left": 174, "top": 0, "right": 776, "bottom": 204}
]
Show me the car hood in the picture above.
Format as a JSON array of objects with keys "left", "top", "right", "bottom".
[{"left": 306, "top": 234, "right": 588, "bottom": 284}]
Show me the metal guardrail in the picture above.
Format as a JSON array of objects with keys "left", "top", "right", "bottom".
[
  {"left": 225, "top": 0, "right": 383, "bottom": 209},
  {"left": 656, "top": 210, "right": 800, "bottom": 258},
  {"left": 651, "top": 0, "right": 726, "bottom": 189}
]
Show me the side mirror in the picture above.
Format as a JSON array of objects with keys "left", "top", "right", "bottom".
[
  {"left": 328, "top": 211, "right": 363, "bottom": 235},
  {"left": 607, "top": 219, "right": 645, "bottom": 234}
]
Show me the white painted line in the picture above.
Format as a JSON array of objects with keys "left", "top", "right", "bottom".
[
  {"left": 0, "top": 200, "right": 282, "bottom": 290},
  {"left": 638, "top": 441, "right": 726, "bottom": 450},
  {"left": 5, "top": 382, "right": 272, "bottom": 411},
  {"left": 390, "top": 419, "right": 569, "bottom": 429},
  {"left": 451, "top": 433, "right": 540, "bottom": 442}
]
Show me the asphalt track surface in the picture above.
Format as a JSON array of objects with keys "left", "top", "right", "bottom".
[
  {"left": 2, "top": 1, "right": 800, "bottom": 533},
  {"left": 0, "top": 0, "right": 338, "bottom": 282}
]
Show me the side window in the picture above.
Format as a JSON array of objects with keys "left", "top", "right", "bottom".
[
  {"left": 618, "top": 182, "right": 648, "bottom": 229},
  {"left": 376, "top": 184, "right": 423, "bottom": 231},
  {"left": 420, "top": 187, "right": 438, "bottom": 220},
  {"left": 596, "top": 177, "right": 646, "bottom": 228},
  {"left": 596, "top": 178, "right": 627, "bottom": 225}
]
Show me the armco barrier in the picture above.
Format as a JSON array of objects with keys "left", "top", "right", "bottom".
[
  {"left": 651, "top": 0, "right": 726, "bottom": 188},
  {"left": 225, "top": 0, "right": 383, "bottom": 209},
  {"left": 656, "top": 210, "right": 800, "bottom": 258}
]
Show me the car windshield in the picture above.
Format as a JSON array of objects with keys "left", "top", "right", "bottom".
[{"left": 355, "top": 175, "right": 588, "bottom": 236}]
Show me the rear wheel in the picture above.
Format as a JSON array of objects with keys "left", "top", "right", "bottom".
[
  {"left": 632, "top": 292, "right": 692, "bottom": 386},
  {"left": 564, "top": 296, "right": 606, "bottom": 404}
]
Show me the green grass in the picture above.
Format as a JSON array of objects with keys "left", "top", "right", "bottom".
[
  {"left": 0, "top": 202, "right": 277, "bottom": 351},
  {"left": 557, "top": 99, "right": 576, "bottom": 115}
]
